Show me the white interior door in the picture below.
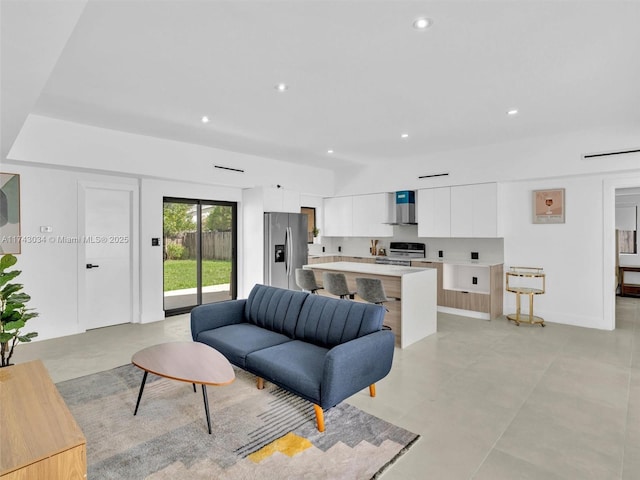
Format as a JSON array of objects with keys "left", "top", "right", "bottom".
[{"left": 82, "top": 185, "right": 133, "bottom": 329}]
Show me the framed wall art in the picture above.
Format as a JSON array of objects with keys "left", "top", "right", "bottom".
[
  {"left": 533, "top": 188, "right": 565, "bottom": 224},
  {"left": 0, "top": 173, "right": 21, "bottom": 254}
]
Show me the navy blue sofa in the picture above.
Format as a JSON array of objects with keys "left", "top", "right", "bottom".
[{"left": 190, "top": 284, "right": 395, "bottom": 431}]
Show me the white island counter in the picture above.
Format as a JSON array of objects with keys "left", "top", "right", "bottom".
[{"left": 304, "top": 262, "right": 437, "bottom": 348}]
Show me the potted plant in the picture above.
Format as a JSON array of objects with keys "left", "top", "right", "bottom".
[
  {"left": 0, "top": 254, "right": 38, "bottom": 367},
  {"left": 312, "top": 227, "right": 321, "bottom": 244}
]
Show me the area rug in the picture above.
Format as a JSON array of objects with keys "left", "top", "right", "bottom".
[{"left": 56, "top": 364, "right": 419, "bottom": 479}]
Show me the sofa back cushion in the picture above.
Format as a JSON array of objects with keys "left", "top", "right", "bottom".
[
  {"left": 244, "top": 284, "right": 308, "bottom": 337},
  {"left": 294, "top": 294, "right": 385, "bottom": 348}
]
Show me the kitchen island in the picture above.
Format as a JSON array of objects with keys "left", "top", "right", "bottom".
[{"left": 304, "top": 261, "right": 437, "bottom": 348}]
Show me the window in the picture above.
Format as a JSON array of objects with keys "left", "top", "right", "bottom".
[
  {"left": 616, "top": 206, "right": 637, "bottom": 255},
  {"left": 301, "top": 207, "right": 317, "bottom": 243}
]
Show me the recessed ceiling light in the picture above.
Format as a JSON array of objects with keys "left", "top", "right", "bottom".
[
  {"left": 401, "top": 133, "right": 409, "bottom": 139},
  {"left": 507, "top": 109, "right": 519, "bottom": 116},
  {"left": 275, "top": 83, "right": 289, "bottom": 92},
  {"left": 413, "top": 17, "right": 432, "bottom": 30},
  {"left": 327, "top": 149, "right": 334, "bottom": 154},
  {"left": 201, "top": 116, "right": 210, "bottom": 123}
]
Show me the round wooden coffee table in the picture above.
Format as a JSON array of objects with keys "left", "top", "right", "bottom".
[{"left": 131, "top": 341, "right": 235, "bottom": 434}]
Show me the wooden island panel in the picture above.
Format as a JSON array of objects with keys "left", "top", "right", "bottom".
[{"left": 305, "top": 262, "right": 437, "bottom": 348}]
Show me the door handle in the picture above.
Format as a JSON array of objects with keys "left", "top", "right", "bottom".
[
  {"left": 86, "top": 264, "right": 100, "bottom": 269},
  {"left": 284, "top": 228, "right": 289, "bottom": 275}
]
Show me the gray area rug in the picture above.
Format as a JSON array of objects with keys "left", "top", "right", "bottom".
[{"left": 56, "top": 364, "right": 419, "bottom": 479}]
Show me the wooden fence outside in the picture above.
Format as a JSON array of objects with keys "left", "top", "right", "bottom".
[{"left": 170, "top": 231, "right": 232, "bottom": 260}]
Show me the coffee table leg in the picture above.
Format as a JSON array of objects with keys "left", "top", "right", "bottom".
[
  {"left": 202, "top": 385, "right": 212, "bottom": 434},
  {"left": 133, "top": 371, "right": 148, "bottom": 416}
]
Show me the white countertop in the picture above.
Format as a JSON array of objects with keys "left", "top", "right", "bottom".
[
  {"left": 308, "top": 253, "right": 502, "bottom": 267},
  {"left": 413, "top": 258, "right": 503, "bottom": 267},
  {"left": 304, "top": 261, "right": 432, "bottom": 277}
]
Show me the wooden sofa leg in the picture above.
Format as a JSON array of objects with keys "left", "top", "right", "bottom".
[
  {"left": 369, "top": 384, "right": 376, "bottom": 397},
  {"left": 256, "top": 377, "right": 264, "bottom": 390},
  {"left": 313, "top": 404, "right": 325, "bottom": 432}
]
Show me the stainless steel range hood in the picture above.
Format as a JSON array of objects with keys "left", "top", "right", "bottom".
[{"left": 385, "top": 190, "right": 417, "bottom": 225}]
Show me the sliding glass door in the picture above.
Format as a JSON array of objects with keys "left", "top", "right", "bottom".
[{"left": 163, "top": 197, "right": 237, "bottom": 315}]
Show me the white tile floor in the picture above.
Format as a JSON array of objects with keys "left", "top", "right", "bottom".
[{"left": 14, "top": 296, "right": 640, "bottom": 479}]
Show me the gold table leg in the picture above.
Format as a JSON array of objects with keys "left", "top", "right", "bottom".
[{"left": 507, "top": 292, "right": 545, "bottom": 326}]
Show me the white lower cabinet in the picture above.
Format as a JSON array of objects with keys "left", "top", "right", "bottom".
[{"left": 412, "top": 260, "right": 503, "bottom": 319}]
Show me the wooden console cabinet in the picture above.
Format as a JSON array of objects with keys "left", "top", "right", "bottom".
[
  {"left": 0, "top": 360, "right": 86, "bottom": 480},
  {"left": 620, "top": 266, "right": 640, "bottom": 297}
]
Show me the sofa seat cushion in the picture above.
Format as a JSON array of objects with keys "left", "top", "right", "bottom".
[
  {"left": 196, "top": 323, "right": 292, "bottom": 368},
  {"left": 246, "top": 340, "right": 328, "bottom": 404}
]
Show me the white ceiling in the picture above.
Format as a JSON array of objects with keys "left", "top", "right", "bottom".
[{"left": 4, "top": 1, "right": 640, "bottom": 172}]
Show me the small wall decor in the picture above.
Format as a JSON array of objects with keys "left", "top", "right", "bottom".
[
  {"left": 533, "top": 188, "right": 565, "bottom": 224},
  {"left": 0, "top": 173, "right": 21, "bottom": 254}
]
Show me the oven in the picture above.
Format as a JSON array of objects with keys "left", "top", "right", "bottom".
[{"left": 375, "top": 242, "right": 425, "bottom": 266}]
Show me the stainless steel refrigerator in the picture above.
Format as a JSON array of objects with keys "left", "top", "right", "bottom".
[{"left": 264, "top": 212, "right": 308, "bottom": 290}]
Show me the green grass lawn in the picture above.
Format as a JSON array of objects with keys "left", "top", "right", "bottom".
[{"left": 163, "top": 259, "right": 232, "bottom": 291}]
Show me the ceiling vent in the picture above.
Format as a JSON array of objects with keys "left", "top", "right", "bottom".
[
  {"left": 214, "top": 164, "right": 245, "bottom": 173},
  {"left": 582, "top": 148, "right": 640, "bottom": 160},
  {"left": 418, "top": 172, "right": 449, "bottom": 179}
]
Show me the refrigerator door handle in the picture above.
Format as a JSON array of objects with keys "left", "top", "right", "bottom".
[
  {"left": 284, "top": 227, "right": 290, "bottom": 276},
  {"left": 287, "top": 226, "right": 293, "bottom": 276}
]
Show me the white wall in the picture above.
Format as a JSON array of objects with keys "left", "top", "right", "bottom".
[
  {"left": 5, "top": 116, "right": 639, "bottom": 335},
  {"left": 334, "top": 125, "right": 640, "bottom": 196},
  {"left": 329, "top": 126, "right": 640, "bottom": 330},
  {"left": 139, "top": 179, "right": 242, "bottom": 323},
  {"left": 501, "top": 176, "right": 607, "bottom": 328},
  {"left": 9, "top": 114, "right": 335, "bottom": 195},
  {"left": 0, "top": 163, "right": 138, "bottom": 340},
  {"left": 4, "top": 116, "right": 335, "bottom": 341}
]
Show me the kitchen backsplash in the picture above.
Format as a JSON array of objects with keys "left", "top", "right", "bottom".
[{"left": 310, "top": 225, "right": 504, "bottom": 263}]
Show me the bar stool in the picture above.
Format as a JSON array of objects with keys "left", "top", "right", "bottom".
[
  {"left": 355, "top": 277, "right": 390, "bottom": 311},
  {"left": 295, "top": 268, "right": 323, "bottom": 294},
  {"left": 322, "top": 272, "right": 356, "bottom": 299},
  {"left": 356, "top": 277, "right": 392, "bottom": 330}
]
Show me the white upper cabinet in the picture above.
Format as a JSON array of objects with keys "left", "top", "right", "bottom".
[
  {"left": 450, "top": 185, "right": 475, "bottom": 237},
  {"left": 451, "top": 183, "right": 498, "bottom": 237},
  {"left": 263, "top": 187, "right": 301, "bottom": 213},
  {"left": 352, "top": 193, "right": 394, "bottom": 237},
  {"left": 323, "top": 193, "right": 393, "bottom": 237},
  {"left": 417, "top": 187, "right": 451, "bottom": 237},
  {"left": 471, "top": 183, "right": 498, "bottom": 237},
  {"left": 419, "top": 183, "right": 498, "bottom": 238},
  {"left": 323, "top": 196, "right": 353, "bottom": 236}
]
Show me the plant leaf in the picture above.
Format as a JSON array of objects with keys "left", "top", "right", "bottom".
[
  {"left": 1, "top": 283, "right": 23, "bottom": 298},
  {"left": 3, "top": 320, "right": 25, "bottom": 331},
  {"left": 0, "top": 333, "right": 13, "bottom": 342},
  {"left": 0, "top": 271, "right": 20, "bottom": 288},
  {"left": 7, "top": 292, "right": 30, "bottom": 304},
  {"left": 0, "top": 254, "right": 17, "bottom": 271}
]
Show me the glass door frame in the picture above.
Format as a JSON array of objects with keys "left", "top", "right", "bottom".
[{"left": 163, "top": 196, "right": 237, "bottom": 316}]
